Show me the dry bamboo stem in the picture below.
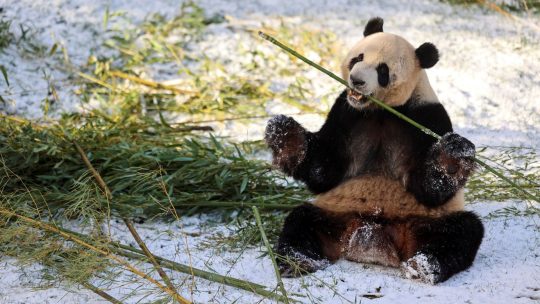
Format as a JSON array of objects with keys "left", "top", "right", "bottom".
[
  {"left": 0, "top": 208, "right": 188, "bottom": 304},
  {"left": 54, "top": 225, "right": 291, "bottom": 302},
  {"left": 72, "top": 141, "right": 189, "bottom": 304},
  {"left": 80, "top": 281, "right": 124, "bottom": 304},
  {"left": 109, "top": 70, "right": 198, "bottom": 95}
]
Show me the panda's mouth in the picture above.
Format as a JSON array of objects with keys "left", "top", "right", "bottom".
[{"left": 347, "top": 89, "right": 370, "bottom": 105}]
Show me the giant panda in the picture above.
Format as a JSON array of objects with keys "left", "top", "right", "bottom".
[{"left": 264, "top": 17, "right": 484, "bottom": 284}]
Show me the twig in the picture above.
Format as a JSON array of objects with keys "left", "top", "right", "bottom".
[
  {"left": 173, "top": 125, "right": 214, "bottom": 132},
  {"left": 73, "top": 141, "right": 112, "bottom": 200},
  {"left": 122, "top": 218, "right": 180, "bottom": 298},
  {"left": 0, "top": 208, "right": 188, "bottom": 304},
  {"left": 258, "top": 31, "right": 540, "bottom": 204},
  {"left": 252, "top": 206, "right": 290, "bottom": 304},
  {"left": 80, "top": 281, "right": 124, "bottom": 304},
  {"left": 72, "top": 141, "right": 190, "bottom": 304},
  {"left": 109, "top": 70, "right": 198, "bottom": 95},
  {"left": 53, "top": 226, "right": 291, "bottom": 302}
]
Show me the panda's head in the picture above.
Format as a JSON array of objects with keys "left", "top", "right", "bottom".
[{"left": 341, "top": 17, "right": 439, "bottom": 110}]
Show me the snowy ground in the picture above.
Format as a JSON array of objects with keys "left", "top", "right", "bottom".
[{"left": 1, "top": 0, "right": 539, "bottom": 303}]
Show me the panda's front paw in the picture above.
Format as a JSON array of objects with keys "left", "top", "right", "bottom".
[
  {"left": 434, "top": 133, "right": 476, "bottom": 178},
  {"left": 439, "top": 133, "right": 475, "bottom": 159},
  {"left": 265, "top": 115, "right": 307, "bottom": 173}
]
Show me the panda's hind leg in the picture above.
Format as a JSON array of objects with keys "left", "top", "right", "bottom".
[
  {"left": 276, "top": 204, "right": 350, "bottom": 277},
  {"left": 399, "top": 211, "right": 484, "bottom": 284}
]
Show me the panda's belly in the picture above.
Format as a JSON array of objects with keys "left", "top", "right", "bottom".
[{"left": 313, "top": 175, "right": 464, "bottom": 218}]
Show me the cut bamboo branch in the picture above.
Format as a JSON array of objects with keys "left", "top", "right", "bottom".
[
  {"left": 80, "top": 281, "right": 124, "bottom": 304},
  {"left": 0, "top": 208, "right": 189, "bottom": 304},
  {"left": 258, "top": 31, "right": 540, "bottom": 204},
  {"left": 72, "top": 140, "right": 189, "bottom": 304},
  {"left": 252, "top": 206, "right": 290, "bottom": 304},
  {"left": 54, "top": 226, "right": 291, "bottom": 302},
  {"left": 122, "top": 218, "right": 179, "bottom": 298},
  {"left": 109, "top": 70, "right": 198, "bottom": 95}
]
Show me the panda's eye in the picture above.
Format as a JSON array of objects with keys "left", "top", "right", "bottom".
[
  {"left": 376, "top": 63, "right": 390, "bottom": 87},
  {"left": 348, "top": 53, "right": 364, "bottom": 70}
]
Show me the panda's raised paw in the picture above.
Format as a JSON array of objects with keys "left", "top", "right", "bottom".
[
  {"left": 439, "top": 133, "right": 475, "bottom": 159},
  {"left": 265, "top": 115, "right": 307, "bottom": 173},
  {"left": 265, "top": 115, "right": 303, "bottom": 146}
]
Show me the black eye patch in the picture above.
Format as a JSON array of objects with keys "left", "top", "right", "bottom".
[
  {"left": 348, "top": 53, "right": 364, "bottom": 70},
  {"left": 376, "top": 63, "right": 390, "bottom": 87}
]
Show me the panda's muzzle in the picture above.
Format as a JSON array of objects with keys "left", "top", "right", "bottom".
[{"left": 347, "top": 88, "right": 369, "bottom": 105}]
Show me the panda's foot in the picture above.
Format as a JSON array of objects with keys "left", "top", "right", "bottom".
[
  {"left": 265, "top": 115, "right": 307, "bottom": 174},
  {"left": 401, "top": 253, "right": 442, "bottom": 284},
  {"left": 277, "top": 250, "right": 330, "bottom": 278}
]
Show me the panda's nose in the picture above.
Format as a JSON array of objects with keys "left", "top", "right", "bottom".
[{"left": 350, "top": 76, "right": 365, "bottom": 87}]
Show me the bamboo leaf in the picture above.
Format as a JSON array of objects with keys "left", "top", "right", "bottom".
[{"left": 0, "top": 65, "right": 9, "bottom": 86}]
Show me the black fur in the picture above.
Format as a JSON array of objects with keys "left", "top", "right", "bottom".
[
  {"left": 407, "top": 132, "right": 476, "bottom": 207},
  {"left": 348, "top": 53, "right": 364, "bottom": 71},
  {"left": 415, "top": 43, "right": 439, "bottom": 69},
  {"left": 276, "top": 204, "right": 347, "bottom": 277},
  {"left": 363, "top": 17, "right": 384, "bottom": 37},
  {"left": 376, "top": 63, "right": 390, "bottom": 87},
  {"left": 265, "top": 90, "right": 474, "bottom": 207},
  {"left": 276, "top": 205, "right": 484, "bottom": 282},
  {"left": 410, "top": 211, "right": 484, "bottom": 283}
]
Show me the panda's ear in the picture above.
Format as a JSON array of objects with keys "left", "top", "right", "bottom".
[
  {"left": 363, "top": 17, "right": 384, "bottom": 37},
  {"left": 415, "top": 43, "right": 439, "bottom": 69}
]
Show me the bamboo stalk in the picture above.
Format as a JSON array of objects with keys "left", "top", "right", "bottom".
[
  {"left": 252, "top": 206, "right": 290, "bottom": 304},
  {"left": 72, "top": 141, "right": 189, "bottom": 304},
  {"left": 258, "top": 31, "right": 540, "bottom": 204},
  {"left": 80, "top": 281, "right": 124, "bottom": 304},
  {"left": 109, "top": 70, "right": 197, "bottom": 95},
  {"left": 73, "top": 141, "right": 112, "bottom": 200},
  {"left": 122, "top": 218, "right": 179, "bottom": 298},
  {"left": 54, "top": 226, "right": 291, "bottom": 302},
  {"left": 0, "top": 208, "right": 188, "bottom": 304},
  {"left": 78, "top": 72, "right": 116, "bottom": 91}
]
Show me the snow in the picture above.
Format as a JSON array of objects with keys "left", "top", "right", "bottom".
[
  {"left": 1, "top": 0, "right": 539, "bottom": 303},
  {"left": 2, "top": 203, "right": 538, "bottom": 303}
]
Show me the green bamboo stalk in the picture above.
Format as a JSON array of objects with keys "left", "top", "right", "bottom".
[
  {"left": 73, "top": 141, "right": 189, "bottom": 304},
  {"left": 80, "top": 281, "right": 124, "bottom": 304},
  {"left": 252, "top": 206, "right": 290, "bottom": 304},
  {"left": 54, "top": 226, "right": 291, "bottom": 302},
  {"left": 258, "top": 31, "right": 540, "bottom": 204}
]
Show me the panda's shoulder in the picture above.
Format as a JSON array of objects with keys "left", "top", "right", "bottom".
[{"left": 402, "top": 99, "right": 453, "bottom": 135}]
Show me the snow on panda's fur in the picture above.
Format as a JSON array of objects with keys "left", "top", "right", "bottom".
[{"left": 265, "top": 17, "right": 484, "bottom": 284}]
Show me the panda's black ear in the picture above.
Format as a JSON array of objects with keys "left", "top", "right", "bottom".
[
  {"left": 415, "top": 43, "right": 439, "bottom": 69},
  {"left": 363, "top": 17, "right": 384, "bottom": 37}
]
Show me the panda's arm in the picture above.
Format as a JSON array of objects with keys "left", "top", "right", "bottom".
[
  {"left": 405, "top": 102, "right": 476, "bottom": 207},
  {"left": 265, "top": 91, "right": 353, "bottom": 193},
  {"left": 291, "top": 91, "right": 357, "bottom": 194}
]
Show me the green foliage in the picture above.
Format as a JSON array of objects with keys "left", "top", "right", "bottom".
[
  {"left": 467, "top": 146, "right": 540, "bottom": 203},
  {"left": 0, "top": 114, "right": 307, "bottom": 219},
  {"left": 0, "top": 16, "right": 13, "bottom": 51}
]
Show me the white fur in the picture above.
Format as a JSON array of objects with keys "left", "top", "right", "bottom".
[{"left": 341, "top": 32, "right": 437, "bottom": 109}]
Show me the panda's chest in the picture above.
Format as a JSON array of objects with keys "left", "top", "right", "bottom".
[{"left": 346, "top": 116, "right": 413, "bottom": 179}]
